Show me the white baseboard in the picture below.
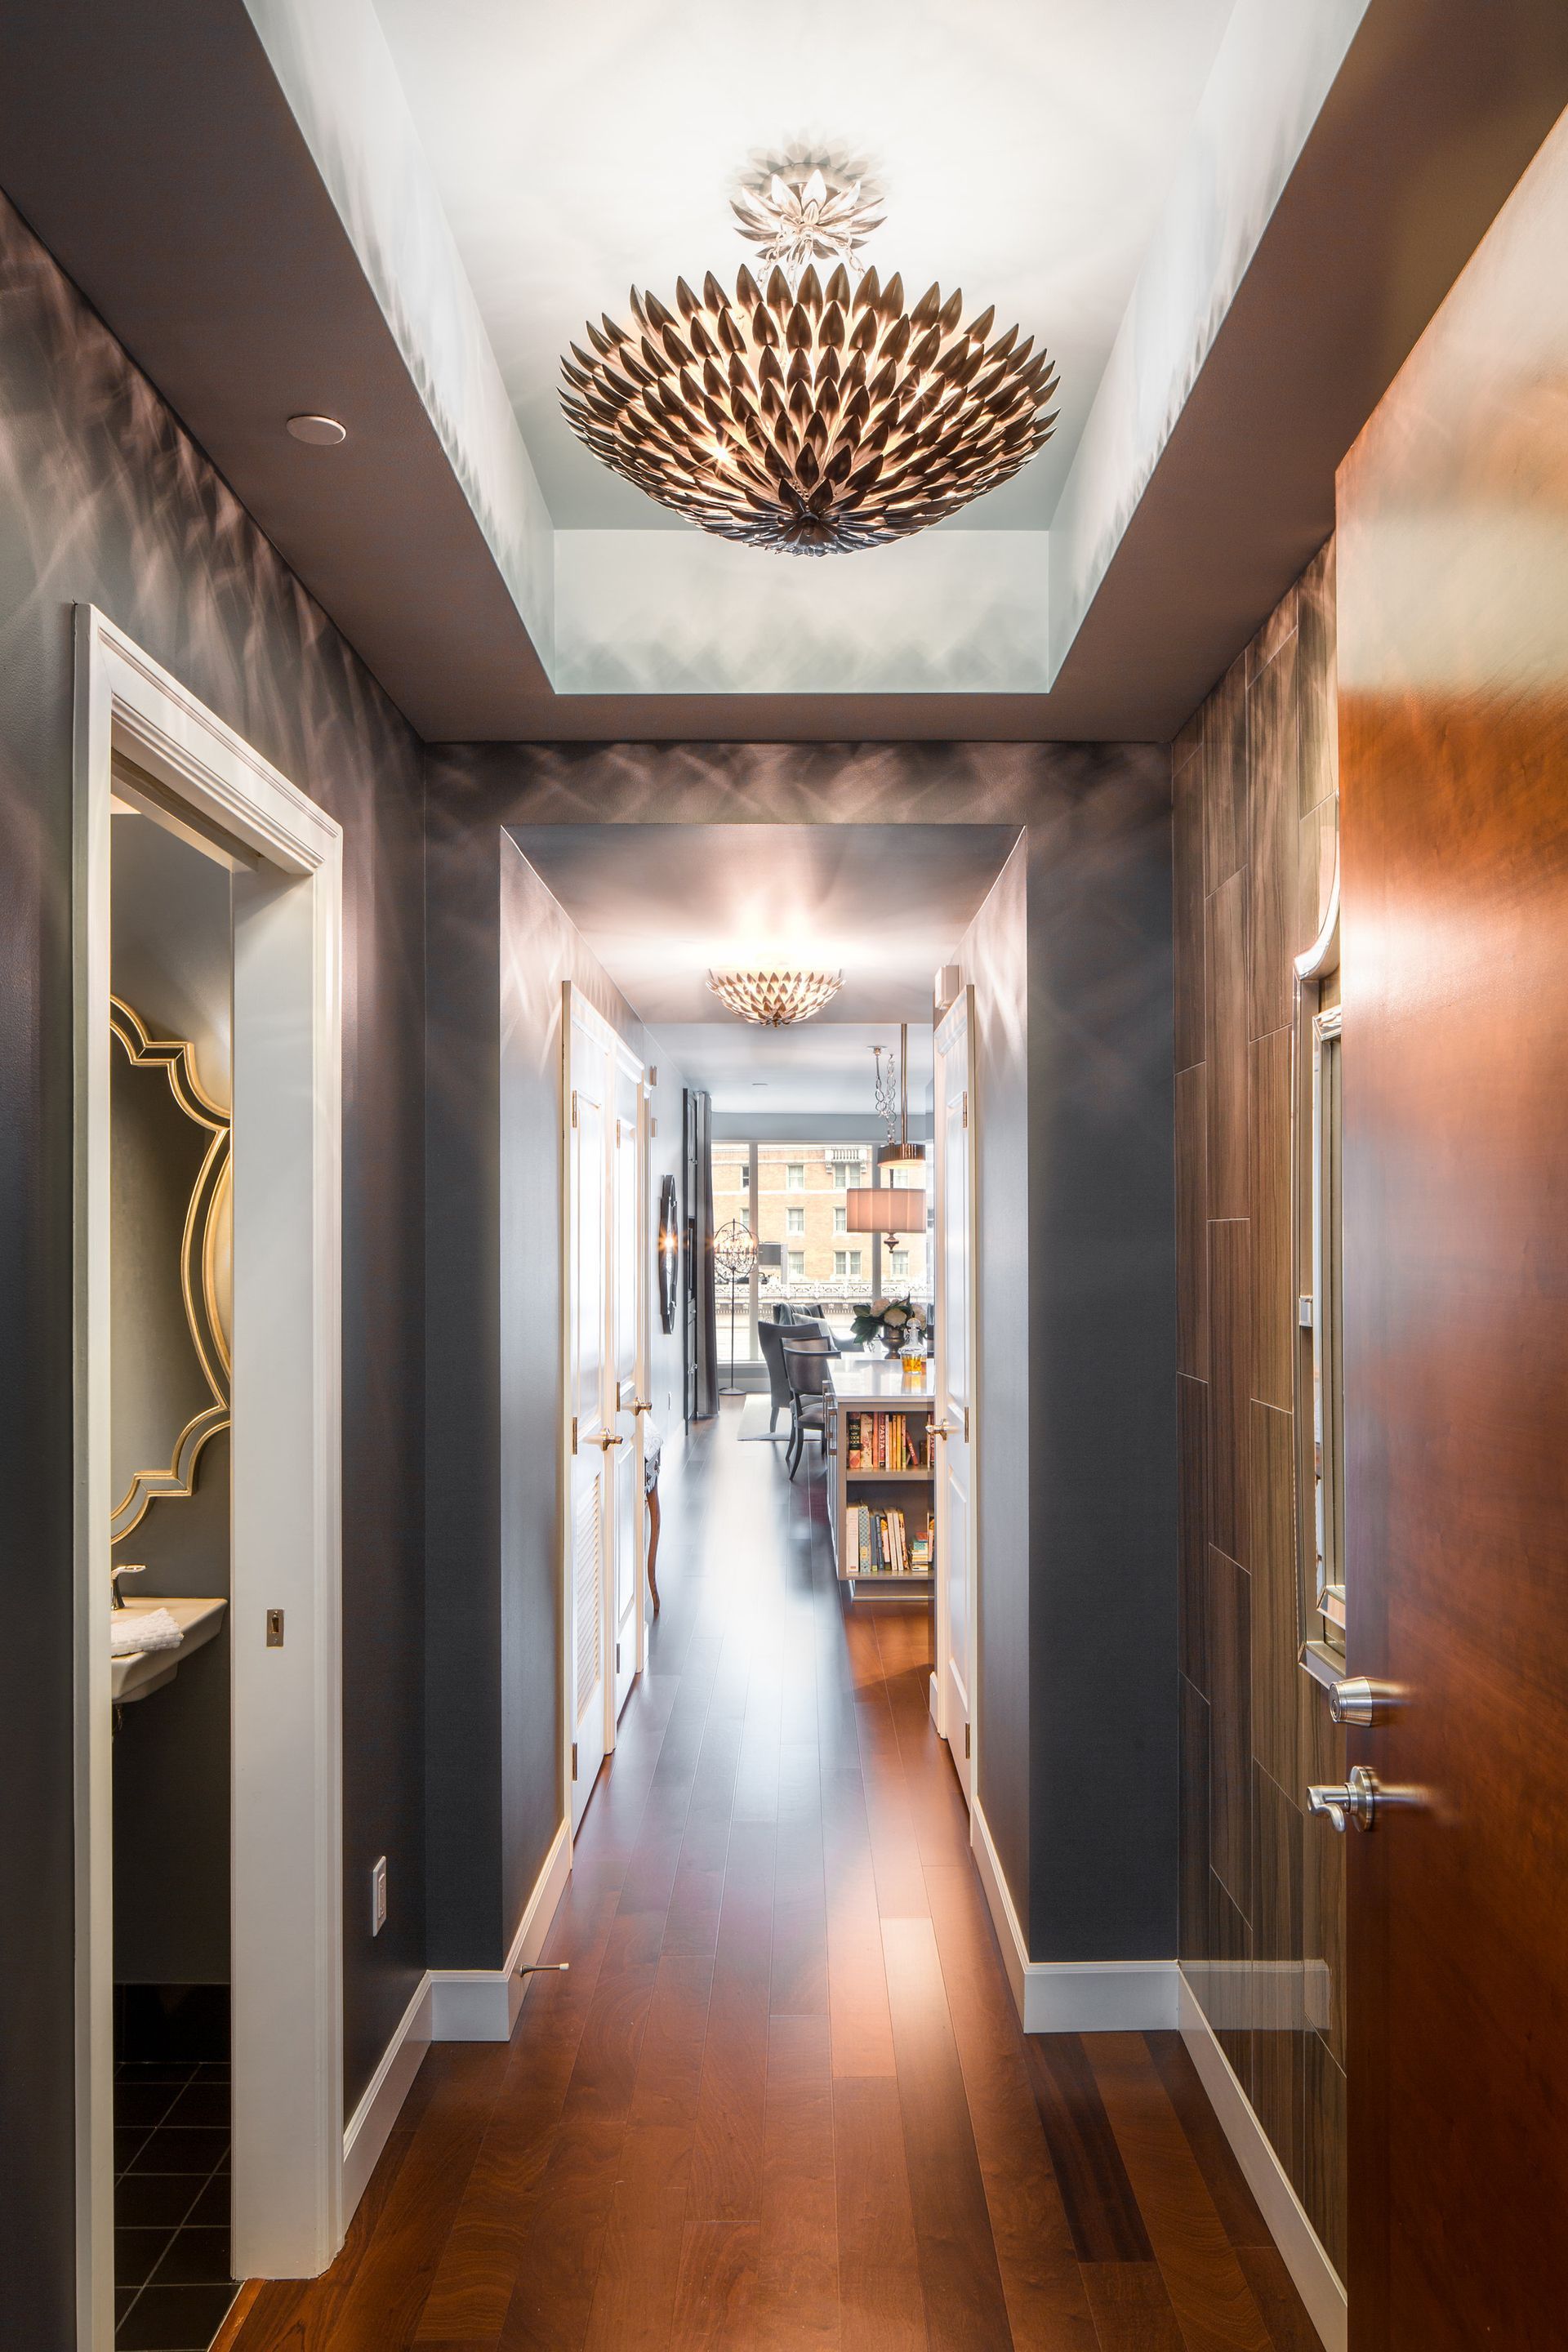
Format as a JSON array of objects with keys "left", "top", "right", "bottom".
[
  {"left": 339, "top": 1819, "right": 572, "bottom": 2224},
  {"left": 430, "top": 1818, "right": 572, "bottom": 2042},
  {"left": 969, "top": 1799, "right": 1179, "bottom": 2032},
  {"left": 1178, "top": 1972, "right": 1347, "bottom": 2352},
  {"left": 341, "top": 1976, "right": 432, "bottom": 2222},
  {"left": 960, "top": 1803, "right": 1342, "bottom": 2348}
]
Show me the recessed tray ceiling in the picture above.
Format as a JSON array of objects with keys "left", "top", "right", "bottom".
[{"left": 372, "top": 0, "right": 1236, "bottom": 532}]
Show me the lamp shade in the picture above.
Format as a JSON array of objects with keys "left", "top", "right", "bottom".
[{"left": 844, "top": 1187, "right": 925, "bottom": 1235}]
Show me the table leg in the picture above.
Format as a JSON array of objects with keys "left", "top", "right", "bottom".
[{"left": 646, "top": 1480, "right": 662, "bottom": 1616}]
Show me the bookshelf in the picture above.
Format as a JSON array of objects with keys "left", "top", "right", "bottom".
[{"left": 825, "top": 1357, "right": 936, "bottom": 1602}]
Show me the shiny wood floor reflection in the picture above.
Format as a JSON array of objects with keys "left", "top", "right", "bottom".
[{"left": 234, "top": 1406, "right": 1316, "bottom": 2350}]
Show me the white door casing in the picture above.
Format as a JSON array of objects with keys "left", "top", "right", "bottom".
[
  {"left": 933, "top": 987, "right": 979, "bottom": 1807},
  {"left": 609, "top": 1043, "right": 644, "bottom": 1722},
  {"left": 564, "top": 986, "right": 614, "bottom": 1831},
  {"left": 74, "top": 609, "right": 345, "bottom": 2346}
]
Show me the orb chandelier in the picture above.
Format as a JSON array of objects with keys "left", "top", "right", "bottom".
[
  {"left": 706, "top": 968, "right": 843, "bottom": 1027},
  {"left": 560, "top": 169, "right": 1059, "bottom": 556}
]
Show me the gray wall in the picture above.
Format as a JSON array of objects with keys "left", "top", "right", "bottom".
[
  {"left": 1024, "top": 767, "right": 1178, "bottom": 1959},
  {"left": 0, "top": 189, "right": 426, "bottom": 2338},
  {"left": 956, "top": 842, "right": 1031, "bottom": 1915},
  {"left": 422, "top": 742, "right": 1177, "bottom": 1973},
  {"left": 425, "top": 831, "right": 687, "bottom": 1965}
]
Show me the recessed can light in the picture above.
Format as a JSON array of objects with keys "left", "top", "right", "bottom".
[{"left": 286, "top": 413, "right": 346, "bottom": 446}]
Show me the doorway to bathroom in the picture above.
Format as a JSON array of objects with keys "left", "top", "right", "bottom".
[
  {"left": 108, "top": 795, "right": 238, "bottom": 2350},
  {"left": 75, "top": 612, "right": 345, "bottom": 2352}
]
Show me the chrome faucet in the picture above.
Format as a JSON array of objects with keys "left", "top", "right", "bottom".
[{"left": 109, "top": 1562, "right": 145, "bottom": 1612}]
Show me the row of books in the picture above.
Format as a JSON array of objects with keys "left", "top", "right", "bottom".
[
  {"left": 845, "top": 1410, "right": 931, "bottom": 1472},
  {"left": 844, "top": 1503, "right": 933, "bottom": 1578}
]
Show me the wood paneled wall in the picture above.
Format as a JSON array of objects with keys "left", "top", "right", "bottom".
[{"left": 1173, "top": 542, "right": 1348, "bottom": 2278}]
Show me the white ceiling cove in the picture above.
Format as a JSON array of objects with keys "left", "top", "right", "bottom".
[{"left": 373, "top": 0, "right": 1236, "bottom": 534}]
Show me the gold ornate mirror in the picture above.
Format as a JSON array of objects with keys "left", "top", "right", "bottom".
[{"left": 109, "top": 996, "right": 232, "bottom": 1540}]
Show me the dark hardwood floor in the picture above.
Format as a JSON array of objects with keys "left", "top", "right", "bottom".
[{"left": 234, "top": 1404, "right": 1316, "bottom": 2350}]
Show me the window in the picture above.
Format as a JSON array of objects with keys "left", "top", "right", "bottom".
[
  {"left": 710, "top": 1140, "right": 756, "bottom": 1361},
  {"left": 889, "top": 1249, "right": 909, "bottom": 1276},
  {"left": 834, "top": 1249, "right": 862, "bottom": 1277},
  {"left": 754, "top": 1141, "right": 873, "bottom": 1342},
  {"left": 831, "top": 1161, "right": 851, "bottom": 1188},
  {"left": 833, "top": 1205, "right": 847, "bottom": 1234}
]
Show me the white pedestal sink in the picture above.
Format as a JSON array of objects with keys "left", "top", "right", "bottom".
[{"left": 112, "top": 1594, "right": 227, "bottom": 1703}]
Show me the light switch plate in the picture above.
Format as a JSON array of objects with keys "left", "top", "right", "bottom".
[{"left": 372, "top": 1855, "right": 387, "bottom": 1936}]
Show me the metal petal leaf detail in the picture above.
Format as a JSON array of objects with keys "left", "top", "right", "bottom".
[{"left": 561, "top": 270, "right": 1058, "bottom": 555}]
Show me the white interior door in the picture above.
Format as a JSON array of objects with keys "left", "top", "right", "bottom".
[
  {"left": 934, "top": 987, "right": 978, "bottom": 1806},
  {"left": 565, "top": 987, "right": 612, "bottom": 1831},
  {"left": 608, "top": 1043, "right": 644, "bottom": 1725}
]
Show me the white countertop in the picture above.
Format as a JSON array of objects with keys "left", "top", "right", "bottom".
[
  {"left": 112, "top": 1594, "right": 228, "bottom": 1704},
  {"left": 826, "top": 1356, "right": 936, "bottom": 1405}
]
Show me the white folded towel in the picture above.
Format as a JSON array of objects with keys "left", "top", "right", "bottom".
[{"left": 111, "top": 1607, "right": 184, "bottom": 1657}]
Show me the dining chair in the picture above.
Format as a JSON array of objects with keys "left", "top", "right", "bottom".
[
  {"left": 756, "top": 1317, "right": 794, "bottom": 1434},
  {"left": 780, "top": 1337, "right": 833, "bottom": 1481}
]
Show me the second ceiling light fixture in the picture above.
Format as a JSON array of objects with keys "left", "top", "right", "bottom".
[
  {"left": 706, "top": 968, "right": 844, "bottom": 1027},
  {"left": 561, "top": 165, "right": 1058, "bottom": 555}
]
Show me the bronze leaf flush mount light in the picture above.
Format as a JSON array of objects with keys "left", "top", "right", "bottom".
[
  {"left": 560, "top": 165, "right": 1059, "bottom": 555},
  {"left": 706, "top": 967, "right": 844, "bottom": 1027}
]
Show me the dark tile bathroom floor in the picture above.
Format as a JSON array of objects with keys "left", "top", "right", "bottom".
[{"left": 114, "top": 2061, "right": 238, "bottom": 2350}]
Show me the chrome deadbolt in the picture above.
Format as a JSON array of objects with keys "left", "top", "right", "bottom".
[{"left": 1329, "top": 1676, "right": 1405, "bottom": 1728}]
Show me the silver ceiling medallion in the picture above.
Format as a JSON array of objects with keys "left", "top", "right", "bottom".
[{"left": 730, "top": 167, "right": 885, "bottom": 280}]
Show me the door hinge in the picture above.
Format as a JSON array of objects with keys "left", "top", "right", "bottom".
[
  {"left": 962, "top": 1089, "right": 969, "bottom": 1128},
  {"left": 571, "top": 1089, "right": 579, "bottom": 1129},
  {"left": 572, "top": 1742, "right": 578, "bottom": 1780},
  {"left": 964, "top": 1722, "right": 971, "bottom": 1760},
  {"left": 650, "top": 1116, "right": 657, "bottom": 1137},
  {"left": 571, "top": 1415, "right": 578, "bottom": 1454}
]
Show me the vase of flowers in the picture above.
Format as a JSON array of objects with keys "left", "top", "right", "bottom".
[{"left": 852, "top": 1297, "right": 928, "bottom": 1358}]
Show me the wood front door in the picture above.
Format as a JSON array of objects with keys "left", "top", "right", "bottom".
[{"left": 1337, "top": 118, "right": 1568, "bottom": 2348}]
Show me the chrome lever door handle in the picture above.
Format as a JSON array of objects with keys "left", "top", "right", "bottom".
[{"left": 1308, "top": 1765, "right": 1380, "bottom": 1833}]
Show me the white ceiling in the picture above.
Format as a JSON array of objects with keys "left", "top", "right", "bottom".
[
  {"left": 374, "top": 0, "right": 1237, "bottom": 533},
  {"left": 511, "top": 822, "right": 1014, "bottom": 1109},
  {"left": 654, "top": 1021, "right": 935, "bottom": 1118}
]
